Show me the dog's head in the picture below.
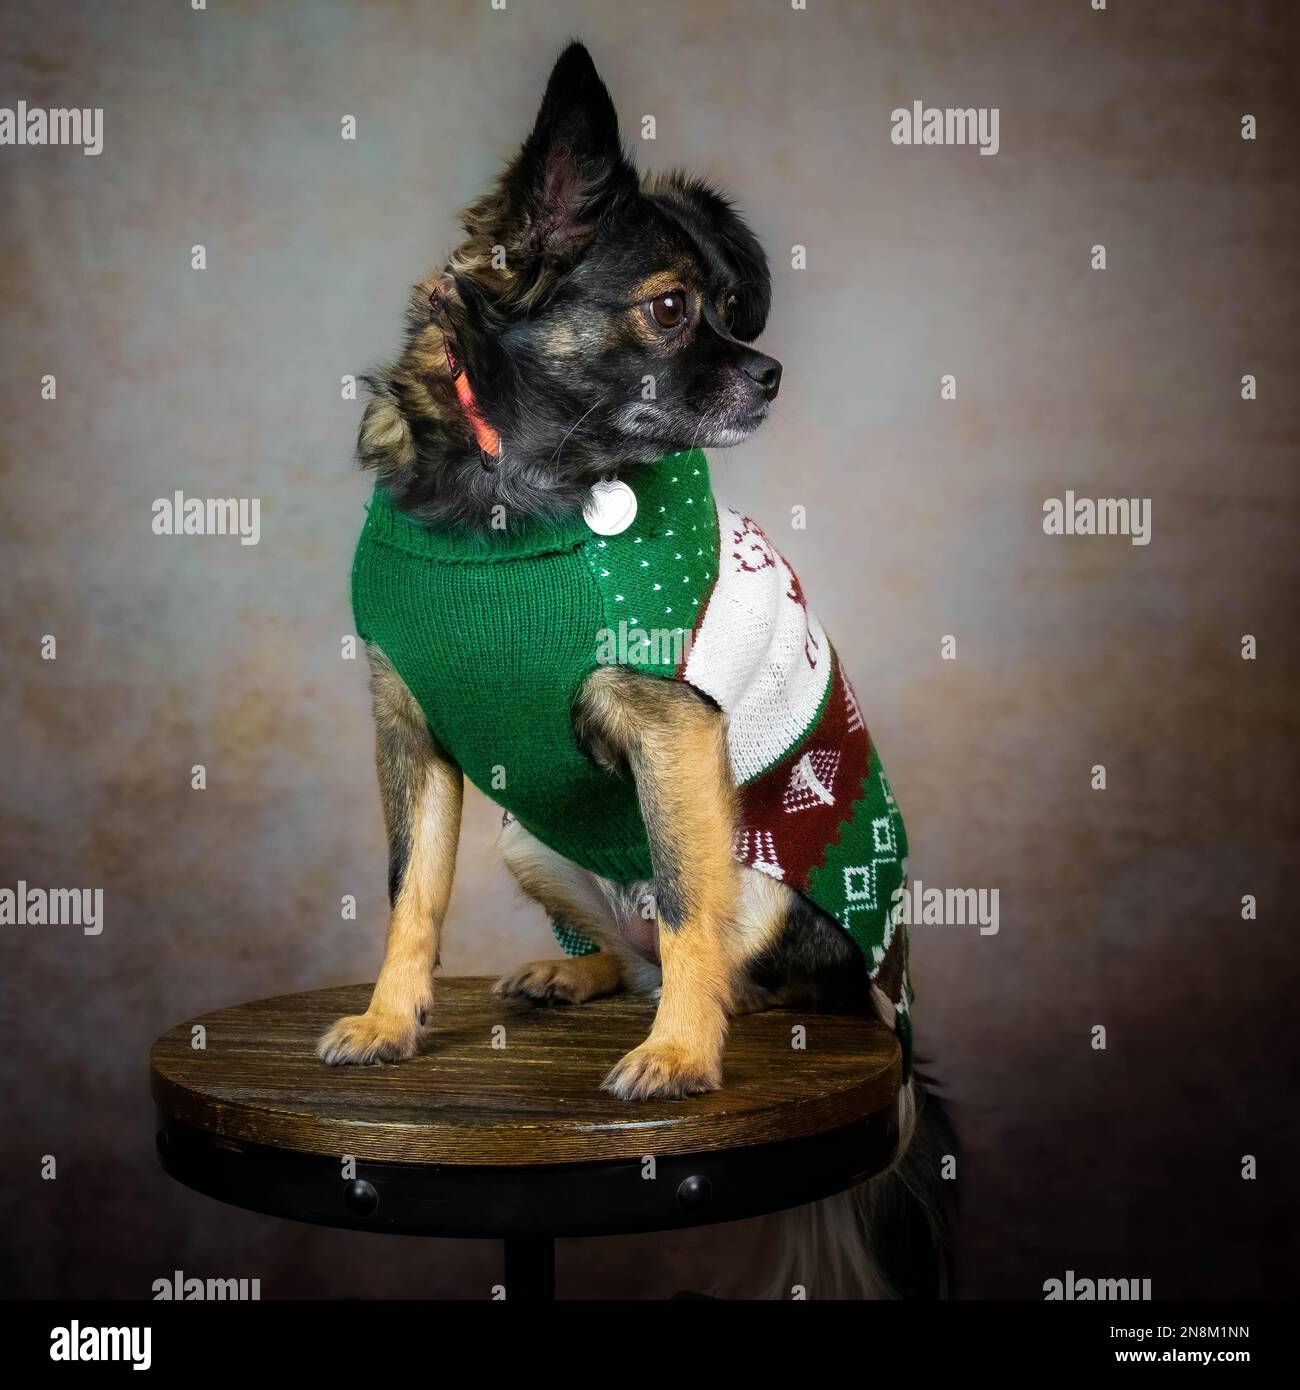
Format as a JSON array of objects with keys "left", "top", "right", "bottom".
[{"left": 361, "top": 41, "right": 779, "bottom": 527}]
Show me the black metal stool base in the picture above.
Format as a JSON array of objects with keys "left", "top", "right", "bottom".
[{"left": 156, "top": 1108, "right": 895, "bottom": 1240}]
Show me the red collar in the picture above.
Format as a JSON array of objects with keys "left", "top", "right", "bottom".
[{"left": 430, "top": 286, "right": 500, "bottom": 462}]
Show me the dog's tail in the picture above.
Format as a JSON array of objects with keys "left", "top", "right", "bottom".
[{"left": 757, "top": 1068, "right": 958, "bottom": 1300}]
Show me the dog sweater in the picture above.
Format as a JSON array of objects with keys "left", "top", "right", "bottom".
[{"left": 351, "top": 449, "right": 913, "bottom": 1076}]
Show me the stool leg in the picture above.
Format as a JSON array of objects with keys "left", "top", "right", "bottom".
[{"left": 503, "top": 1235, "right": 556, "bottom": 1301}]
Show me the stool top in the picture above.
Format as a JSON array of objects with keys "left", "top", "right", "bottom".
[{"left": 150, "top": 977, "right": 900, "bottom": 1166}]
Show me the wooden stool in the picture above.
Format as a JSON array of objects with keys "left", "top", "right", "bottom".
[{"left": 149, "top": 977, "right": 901, "bottom": 1299}]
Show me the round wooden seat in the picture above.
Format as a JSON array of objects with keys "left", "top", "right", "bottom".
[{"left": 150, "top": 976, "right": 901, "bottom": 1297}]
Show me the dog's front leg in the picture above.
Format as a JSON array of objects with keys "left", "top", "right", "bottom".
[
  {"left": 318, "top": 647, "right": 462, "bottom": 1065},
  {"left": 579, "top": 668, "right": 738, "bottom": 1100}
]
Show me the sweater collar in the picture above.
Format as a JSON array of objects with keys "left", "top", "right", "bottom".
[{"left": 364, "top": 449, "right": 711, "bottom": 562}]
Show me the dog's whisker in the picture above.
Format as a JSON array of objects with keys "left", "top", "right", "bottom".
[{"left": 550, "top": 395, "right": 607, "bottom": 466}]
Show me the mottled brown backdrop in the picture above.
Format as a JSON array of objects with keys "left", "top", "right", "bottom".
[{"left": 2, "top": 0, "right": 1297, "bottom": 1299}]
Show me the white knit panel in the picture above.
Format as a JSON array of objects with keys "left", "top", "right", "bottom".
[{"left": 683, "top": 499, "right": 833, "bottom": 784}]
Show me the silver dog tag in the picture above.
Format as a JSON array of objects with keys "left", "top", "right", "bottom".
[{"left": 583, "top": 478, "right": 638, "bottom": 536}]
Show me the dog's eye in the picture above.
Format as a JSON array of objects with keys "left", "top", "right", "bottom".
[
  {"left": 722, "top": 293, "right": 737, "bottom": 327},
  {"left": 650, "top": 290, "right": 688, "bottom": 329}
]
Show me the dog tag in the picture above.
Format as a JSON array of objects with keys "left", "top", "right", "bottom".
[{"left": 583, "top": 479, "right": 637, "bottom": 536}]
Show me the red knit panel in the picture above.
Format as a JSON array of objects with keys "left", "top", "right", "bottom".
[{"left": 732, "top": 652, "right": 872, "bottom": 890}]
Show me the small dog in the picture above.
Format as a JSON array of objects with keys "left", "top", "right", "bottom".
[{"left": 319, "top": 41, "right": 955, "bottom": 1297}]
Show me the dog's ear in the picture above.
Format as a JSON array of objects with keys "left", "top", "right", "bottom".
[
  {"left": 499, "top": 43, "right": 636, "bottom": 265},
  {"left": 646, "top": 173, "right": 771, "bottom": 342},
  {"left": 450, "top": 43, "right": 635, "bottom": 313}
]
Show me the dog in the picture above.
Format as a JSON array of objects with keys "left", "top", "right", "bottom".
[{"left": 318, "top": 41, "right": 956, "bottom": 1298}]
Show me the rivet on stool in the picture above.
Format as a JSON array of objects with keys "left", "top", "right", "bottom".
[
  {"left": 676, "top": 1174, "right": 711, "bottom": 1212},
  {"left": 344, "top": 1178, "right": 380, "bottom": 1217}
]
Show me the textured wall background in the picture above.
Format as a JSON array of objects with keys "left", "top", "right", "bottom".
[{"left": 2, "top": 0, "right": 1297, "bottom": 1299}]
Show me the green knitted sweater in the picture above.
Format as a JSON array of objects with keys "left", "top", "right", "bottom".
[
  {"left": 351, "top": 461, "right": 711, "bottom": 883},
  {"left": 352, "top": 450, "right": 914, "bottom": 1076}
]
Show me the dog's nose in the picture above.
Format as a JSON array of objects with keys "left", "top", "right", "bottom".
[{"left": 741, "top": 353, "right": 782, "bottom": 402}]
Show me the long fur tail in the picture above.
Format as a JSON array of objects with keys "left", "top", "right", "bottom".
[{"left": 757, "top": 1069, "right": 959, "bottom": 1300}]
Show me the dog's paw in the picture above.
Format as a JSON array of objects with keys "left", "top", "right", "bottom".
[
  {"left": 495, "top": 955, "right": 621, "bottom": 1006},
  {"left": 602, "top": 1037, "right": 722, "bottom": 1101},
  {"left": 316, "top": 1010, "right": 420, "bottom": 1066}
]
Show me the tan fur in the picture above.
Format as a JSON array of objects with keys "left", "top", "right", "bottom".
[
  {"left": 627, "top": 268, "right": 694, "bottom": 303},
  {"left": 543, "top": 320, "right": 581, "bottom": 358},
  {"left": 576, "top": 667, "right": 739, "bottom": 1100},
  {"left": 497, "top": 815, "right": 661, "bottom": 996},
  {"left": 734, "top": 864, "right": 794, "bottom": 960},
  {"left": 619, "top": 272, "right": 700, "bottom": 351},
  {"left": 357, "top": 394, "right": 415, "bottom": 474},
  {"left": 317, "top": 651, "right": 462, "bottom": 1065},
  {"left": 497, "top": 814, "right": 626, "bottom": 945},
  {"left": 448, "top": 145, "right": 599, "bottom": 312},
  {"left": 496, "top": 952, "right": 625, "bottom": 1006},
  {"left": 356, "top": 140, "right": 588, "bottom": 485},
  {"left": 640, "top": 169, "right": 691, "bottom": 199},
  {"left": 499, "top": 813, "right": 796, "bottom": 1001},
  {"left": 356, "top": 284, "right": 461, "bottom": 484}
]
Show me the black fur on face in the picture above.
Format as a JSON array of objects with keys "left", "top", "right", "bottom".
[{"left": 358, "top": 41, "right": 780, "bottom": 530}]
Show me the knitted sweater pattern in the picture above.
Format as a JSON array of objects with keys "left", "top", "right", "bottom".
[{"left": 351, "top": 450, "right": 913, "bottom": 1075}]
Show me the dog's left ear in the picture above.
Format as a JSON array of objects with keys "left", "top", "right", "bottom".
[
  {"left": 501, "top": 41, "right": 637, "bottom": 264},
  {"left": 646, "top": 174, "right": 771, "bottom": 341}
]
